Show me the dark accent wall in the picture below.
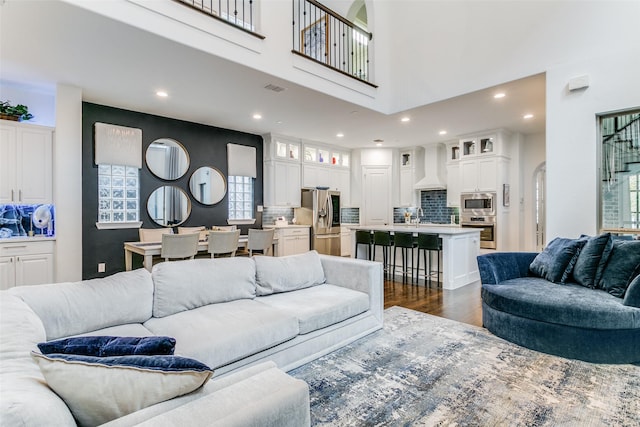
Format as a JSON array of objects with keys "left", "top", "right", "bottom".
[{"left": 82, "top": 102, "right": 263, "bottom": 279}]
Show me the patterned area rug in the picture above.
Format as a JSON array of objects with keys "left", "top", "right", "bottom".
[{"left": 289, "top": 306, "right": 640, "bottom": 426}]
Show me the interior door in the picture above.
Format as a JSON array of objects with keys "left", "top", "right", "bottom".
[{"left": 363, "top": 166, "right": 391, "bottom": 225}]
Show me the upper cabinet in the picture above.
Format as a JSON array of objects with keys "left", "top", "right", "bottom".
[
  {"left": 454, "top": 130, "right": 511, "bottom": 194},
  {"left": 0, "top": 120, "right": 53, "bottom": 204},
  {"left": 398, "top": 147, "right": 424, "bottom": 207},
  {"left": 264, "top": 134, "right": 302, "bottom": 207},
  {"left": 302, "top": 142, "right": 351, "bottom": 206}
]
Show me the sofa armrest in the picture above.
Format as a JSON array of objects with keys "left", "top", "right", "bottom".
[
  {"left": 623, "top": 274, "right": 640, "bottom": 308},
  {"left": 477, "top": 252, "right": 538, "bottom": 285},
  {"left": 319, "top": 255, "right": 384, "bottom": 324}
]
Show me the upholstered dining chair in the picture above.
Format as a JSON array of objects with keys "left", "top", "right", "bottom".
[
  {"left": 160, "top": 233, "right": 200, "bottom": 262},
  {"left": 238, "top": 228, "right": 275, "bottom": 256},
  {"left": 139, "top": 227, "right": 172, "bottom": 242},
  {"left": 177, "top": 226, "right": 208, "bottom": 241},
  {"left": 207, "top": 230, "right": 240, "bottom": 258}
]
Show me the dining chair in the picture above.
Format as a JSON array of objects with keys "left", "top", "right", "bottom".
[
  {"left": 211, "top": 225, "right": 237, "bottom": 231},
  {"left": 160, "top": 233, "right": 200, "bottom": 262},
  {"left": 177, "top": 225, "right": 208, "bottom": 241},
  {"left": 208, "top": 230, "right": 240, "bottom": 258},
  {"left": 238, "top": 228, "right": 275, "bottom": 256},
  {"left": 139, "top": 227, "right": 172, "bottom": 242}
]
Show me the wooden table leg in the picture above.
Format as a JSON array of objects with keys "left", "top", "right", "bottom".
[
  {"left": 124, "top": 249, "right": 133, "bottom": 271},
  {"left": 144, "top": 255, "right": 153, "bottom": 272}
]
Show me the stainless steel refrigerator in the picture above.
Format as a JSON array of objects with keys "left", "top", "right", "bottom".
[{"left": 295, "top": 188, "right": 341, "bottom": 256}]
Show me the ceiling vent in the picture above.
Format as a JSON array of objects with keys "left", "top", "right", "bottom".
[{"left": 264, "top": 84, "right": 286, "bottom": 93}]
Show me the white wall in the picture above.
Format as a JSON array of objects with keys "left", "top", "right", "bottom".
[
  {"left": 54, "top": 84, "right": 83, "bottom": 282},
  {"left": 546, "top": 51, "right": 640, "bottom": 241}
]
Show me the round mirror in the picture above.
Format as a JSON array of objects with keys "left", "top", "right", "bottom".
[
  {"left": 189, "top": 166, "right": 226, "bottom": 205},
  {"left": 146, "top": 138, "right": 190, "bottom": 180},
  {"left": 147, "top": 186, "right": 191, "bottom": 227}
]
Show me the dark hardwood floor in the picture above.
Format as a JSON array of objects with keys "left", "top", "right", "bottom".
[{"left": 383, "top": 276, "right": 483, "bottom": 327}]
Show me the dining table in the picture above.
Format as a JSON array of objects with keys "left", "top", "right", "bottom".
[{"left": 123, "top": 235, "right": 278, "bottom": 272}]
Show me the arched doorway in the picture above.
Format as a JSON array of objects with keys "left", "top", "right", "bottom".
[{"left": 533, "top": 162, "right": 546, "bottom": 251}]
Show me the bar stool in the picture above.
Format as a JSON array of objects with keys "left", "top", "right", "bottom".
[
  {"left": 355, "top": 230, "right": 373, "bottom": 260},
  {"left": 373, "top": 231, "right": 393, "bottom": 278},
  {"left": 393, "top": 232, "right": 416, "bottom": 283},
  {"left": 416, "top": 233, "right": 442, "bottom": 287}
]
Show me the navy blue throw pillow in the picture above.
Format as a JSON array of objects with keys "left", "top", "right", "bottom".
[
  {"left": 529, "top": 237, "right": 586, "bottom": 283},
  {"left": 38, "top": 336, "right": 176, "bottom": 357},
  {"left": 599, "top": 240, "right": 640, "bottom": 298},
  {"left": 572, "top": 233, "right": 613, "bottom": 288}
]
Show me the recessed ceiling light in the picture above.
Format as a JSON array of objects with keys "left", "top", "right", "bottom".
[
  {"left": 494, "top": 93, "right": 506, "bottom": 99},
  {"left": 336, "top": 133, "right": 344, "bottom": 138},
  {"left": 439, "top": 130, "right": 447, "bottom": 135},
  {"left": 252, "top": 114, "right": 262, "bottom": 120},
  {"left": 401, "top": 117, "right": 410, "bottom": 122},
  {"left": 156, "top": 91, "right": 168, "bottom": 97},
  {"left": 523, "top": 113, "right": 534, "bottom": 119},
  {"left": 376, "top": 143, "right": 383, "bottom": 147},
  {"left": 276, "top": 120, "right": 283, "bottom": 125}
]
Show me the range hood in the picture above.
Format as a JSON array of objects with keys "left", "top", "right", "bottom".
[{"left": 414, "top": 144, "right": 446, "bottom": 190}]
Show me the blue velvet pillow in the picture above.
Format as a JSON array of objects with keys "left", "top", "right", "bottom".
[
  {"left": 623, "top": 273, "right": 640, "bottom": 308},
  {"left": 572, "top": 233, "right": 613, "bottom": 288},
  {"left": 38, "top": 336, "right": 176, "bottom": 357},
  {"left": 31, "top": 352, "right": 213, "bottom": 426},
  {"left": 599, "top": 240, "right": 640, "bottom": 297},
  {"left": 529, "top": 237, "right": 586, "bottom": 283}
]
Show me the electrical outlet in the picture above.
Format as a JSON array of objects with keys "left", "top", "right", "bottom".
[{"left": 98, "top": 263, "right": 106, "bottom": 273}]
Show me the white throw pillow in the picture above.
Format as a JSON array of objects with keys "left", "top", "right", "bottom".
[
  {"left": 254, "top": 250, "right": 326, "bottom": 296},
  {"left": 31, "top": 352, "right": 213, "bottom": 427}
]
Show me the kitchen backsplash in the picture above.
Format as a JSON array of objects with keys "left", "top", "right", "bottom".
[
  {"left": 0, "top": 204, "right": 56, "bottom": 238},
  {"left": 262, "top": 207, "right": 295, "bottom": 225},
  {"left": 340, "top": 207, "right": 360, "bottom": 224},
  {"left": 394, "top": 190, "right": 459, "bottom": 224}
]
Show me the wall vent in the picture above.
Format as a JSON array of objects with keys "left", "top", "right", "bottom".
[{"left": 264, "top": 84, "right": 286, "bottom": 93}]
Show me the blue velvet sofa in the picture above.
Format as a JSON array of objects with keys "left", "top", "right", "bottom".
[{"left": 478, "top": 237, "right": 640, "bottom": 364}]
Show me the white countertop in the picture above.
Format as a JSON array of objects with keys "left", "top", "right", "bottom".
[
  {"left": 263, "top": 224, "right": 310, "bottom": 229},
  {"left": 346, "top": 224, "right": 480, "bottom": 235},
  {"left": 0, "top": 236, "right": 56, "bottom": 243}
]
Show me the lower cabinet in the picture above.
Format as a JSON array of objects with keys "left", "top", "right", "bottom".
[
  {"left": 340, "top": 229, "right": 351, "bottom": 257},
  {"left": 0, "top": 240, "right": 54, "bottom": 289},
  {"left": 273, "top": 227, "right": 310, "bottom": 257}
]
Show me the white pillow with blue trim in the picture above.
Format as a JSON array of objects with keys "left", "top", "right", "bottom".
[{"left": 31, "top": 352, "right": 213, "bottom": 427}]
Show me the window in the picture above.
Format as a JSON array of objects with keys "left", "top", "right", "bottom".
[
  {"left": 600, "top": 110, "right": 640, "bottom": 232},
  {"left": 228, "top": 176, "right": 254, "bottom": 220},
  {"left": 97, "top": 164, "right": 140, "bottom": 227}
]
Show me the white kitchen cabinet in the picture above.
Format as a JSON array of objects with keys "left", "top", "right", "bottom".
[
  {"left": 271, "top": 227, "right": 310, "bottom": 257},
  {"left": 329, "top": 169, "right": 350, "bottom": 206},
  {"left": 0, "top": 240, "right": 55, "bottom": 289},
  {"left": 460, "top": 156, "right": 507, "bottom": 193},
  {"left": 340, "top": 228, "right": 351, "bottom": 257},
  {"left": 446, "top": 163, "right": 460, "bottom": 207},
  {"left": 302, "top": 163, "right": 330, "bottom": 188},
  {"left": 264, "top": 161, "right": 301, "bottom": 207},
  {"left": 0, "top": 120, "right": 53, "bottom": 204},
  {"left": 398, "top": 147, "right": 424, "bottom": 207}
]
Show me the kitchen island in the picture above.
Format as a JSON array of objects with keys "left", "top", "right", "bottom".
[{"left": 347, "top": 224, "right": 481, "bottom": 290}]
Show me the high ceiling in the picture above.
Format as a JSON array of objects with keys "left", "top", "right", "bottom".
[{"left": 0, "top": 0, "right": 545, "bottom": 149}]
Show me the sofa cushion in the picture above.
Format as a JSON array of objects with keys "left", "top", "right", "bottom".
[
  {"left": 254, "top": 250, "right": 326, "bottom": 296},
  {"left": 598, "top": 240, "right": 640, "bottom": 297},
  {"left": 256, "top": 284, "right": 370, "bottom": 334},
  {"left": 8, "top": 268, "right": 154, "bottom": 340},
  {"left": 72, "top": 323, "right": 157, "bottom": 339},
  {"left": 143, "top": 299, "right": 299, "bottom": 369},
  {"left": 152, "top": 258, "right": 256, "bottom": 318},
  {"left": 482, "top": 277, "right": 640, "bottom": 330},
  {"left": 572, "top": 233, "right": 613, "bottom": 288},
  {"left": 31, "top": 352, "right": 213, "bottom": 427},
  {"left": 38, "top": 336, "right": 176, "bottom": 357},
  {"left": 623, "top": 274, "right": 640, "bottom": 308},
  {"left": 529, "top": 237, "right": 585, "bottom": 283}
]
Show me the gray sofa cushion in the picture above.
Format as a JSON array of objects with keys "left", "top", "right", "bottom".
[
  {"left": 598, "top": 240, "right": 640, "bottom": 297},
  {"left": 529, "top": 237, "right": 585, "bottom": 283},
  {"left": 572, "top": 233, "right": 613, "bottom": 288},
  {"left": 144, "top": 300, "right": 299, "bottom": 369},
  {"left": 482, "top": 277, "right": 640, "bottom": 330},
  {"left": 256, "top": 284, "right": 370, "bottom": 334},
  {"left": 254, "top": 250, "right": 326, "bottom": 296},
  {"left": 152, "top": 258, "right": 256, "bottom": 318},
  {"left": 9, "top": 269, "right": 154, "bottom": 340}
]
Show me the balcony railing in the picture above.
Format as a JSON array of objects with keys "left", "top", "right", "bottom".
[
  {"left": 175, "top": 0, "right": 264, "bottom": 38},
  {"left": 292, "top": 0, "right": 375, "bottom": 86}
]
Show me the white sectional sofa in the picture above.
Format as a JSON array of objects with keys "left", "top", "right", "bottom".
[{"left": 0, "top": 251, "right": 383, "bottom": 426}]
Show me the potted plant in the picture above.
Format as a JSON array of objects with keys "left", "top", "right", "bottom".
[{"left": 0, "top": 101, "right": 34, "bottom": 121}]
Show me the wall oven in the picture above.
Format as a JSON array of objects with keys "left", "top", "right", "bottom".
[
  {"left": 460, "top": 192, "right": 496, "bottom": 216},
  {"left": 460, "top": 214, "right": 496, "bottom": 249}
]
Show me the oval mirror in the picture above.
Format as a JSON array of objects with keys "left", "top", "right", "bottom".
[
  {"left": 146, "top": 138, "right": 190, "bottom": 180},
  {"left": 147, "top": 186, "right": 191, "bottom": 227},
  {"left": 189, "top": 166, "right": 226, "bottom": 205}
]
